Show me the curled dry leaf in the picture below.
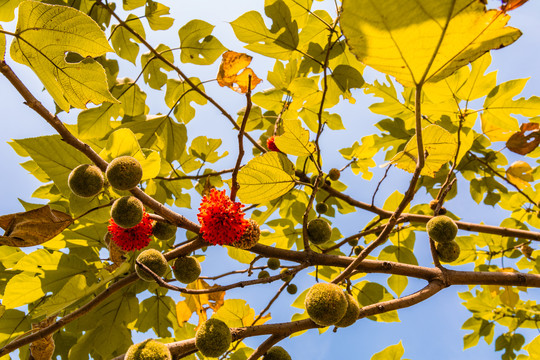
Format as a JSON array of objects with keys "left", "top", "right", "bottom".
[
  {"left": 217, "top": 51, "right": 262, "bottom": 93},
  {"left": 506, "top": 123, "right": 540, "bottom": 155},
  {"left": 0, "top": 205, "right": 73, "bottom": 247},
  {"left": 502, "top": 0, "right": 529, "bottom": 11}
]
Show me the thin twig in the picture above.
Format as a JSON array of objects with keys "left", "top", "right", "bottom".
[{"left": 231, "top": 76, "right": 252, "bottom": 202}]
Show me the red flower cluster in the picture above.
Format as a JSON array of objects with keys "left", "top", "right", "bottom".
[
  {"left": 108, "top": 212, "right": 153, "bottom": 251},
  {"left": 197, "top": 189, "right": 250, "bottom": 245},
  {"left": 266, "top": 135, "right": 279, "bottom": 152}
]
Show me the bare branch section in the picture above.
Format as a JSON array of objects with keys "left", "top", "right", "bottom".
[{"left": 231, "top": 77, "right": 252, "bottom": 202}]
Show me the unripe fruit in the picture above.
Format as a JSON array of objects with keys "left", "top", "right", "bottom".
[
  {"left": 335, "top": 293, "right": 361, "bottom": 328},
  {"left": 315, "top": 202, "right": 328, "bottom": 214},
  {"left": 233, "top": 219, "right": 260, "bottom": 249},
  {"left": 267, "top": 258, "right": 280, "bottom": 270},
  {"left": 195, "top": 318, "right": 231, "bottom": 357},
  {"left": 68, "top": 164, "right": 104, "bottom": 198},
  {"left": 135, "top": 249, "right": 168, "bottom": 282},
  {"left": 286, "top": 284, "right": 297, "bottom": 295},
  {"left": 258, "top": 270, "right": 270, "bottom": 279},
  {"left": 106, "top": 156, "right": 143, "bottom": 191},
  {"left": 426, "top": 215, "right": 458, "bottom": 243},
  {"left": 172, "top": 256, "right": 201, "bottom": 284},
  {"left": 152, "top": 222, "right": 177, "bottom": 240},
  {"left": 328, "top": 168, "right": 340, "bottom": 181},
  {"left": 354, "top": 246, "right": 364, "bottom": 256},
  {"left": 125, "top": 339, "right": 171, "bottom": 360},
  {"left": 436, "top": 240, "right": 460, "bottom": 263},
  {"left": 307, "top": 218, "right": 332, "bottom": 245},
  {"left": 305, "top": 283, "right": 347, "bottom": 326},
  {"left": 263, "top": 346, "right": 291, "bottom": 360},
  {"left": 348, "top": 239, "right": 358, "bottom": 247},
  {"left": 280, "top": 268, "right": 293, "bottom": 282},
  {"left": 111, "top": 196, "right": 144, "bottom": 228}
]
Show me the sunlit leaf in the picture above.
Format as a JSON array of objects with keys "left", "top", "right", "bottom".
[
  {"left": 165, "top": 78, "right": 207, "bottom": 123},
  {"left": 145, "top": 1, "right": 174, "bottom": 31},
  {"left": 274, "top": 119, "right": 316, "bottom": 156},
  {"left": 141, "top": 44, "right": 174, "bottom": 90},
  {"left": 10, "top": 1, "right": 118, "bottom": 111},
  {"left": 370, "top": 341, "right": 406, "bottom": 360},
  {"left": 0, "top": 308, "right": 30, "bottom": 348},
  {"left": 136, "top": 295, "right": 178, "bottom": 337},
  {"left": 506, "top": 161, "right": 533, "bottom": 189},
  {"left": 176, "top": 279, "right": 225, "bottom": 327},
  {"left": 179, "top": 19, "right": 226, "bottom": 65},
  {"left": 111, "top": 14, "right": 146, "bottom": 64},
  {"left": 341, "top": 0, "right": 521, "bottom": 86},
  {"left": 0, "top": 0, "right": 21, "bottom": 21},
  {"left": 213, "top": 299, "right": 270, "bottom": 328},
  {"left": 507, "top": 123, "right": 540, "bottom": 155},
  {"left": 0, "top": 25, "right": 4, "bottom": 61},
  {"left": 217, "top": 51, "right": 262, "bottom": 93}
]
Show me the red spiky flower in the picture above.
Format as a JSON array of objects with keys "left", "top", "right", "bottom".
[
  {"left": 266, "top": 136, "right": 279, "bottom": 152},
  {"left": 197, "top": 189, "right": 250, "bottom": 245},
  {"left": 108, "top": 212, "right": 153, "bottom": 251}
]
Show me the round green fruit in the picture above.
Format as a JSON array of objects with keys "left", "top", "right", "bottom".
[
  {"left": 106, "top": 156, "right": 143, "bottom": 191},
  {"left": 335, "top": 293, "right": 361, "bottom": 328},
  {"left": 307, "top": 218, "right": 332, "bottom": 245},
  {"left": 68, "top": 164, "right": 104, "bottom": 198},
  {"left": 172, "top": 256, "right": 201, "bottom": 284},
  {"left": 152, "top": 222, "right": 177, "bottom": 240},
  {"left": 263, "top": 346, "right": 291, "bottom": 360},
  {"left": 315, "top": 202, "right": 328, "bottom": 214},
  {"left": 426, "top": 215, "right": 458, "bottom": 243},
  {"left": 125, "top": 339, "right": 171, "bottom": 360},
  {"left": 286, "top": 284, "right": 297, "bottom": 295},
  {"left": 267, "top": 258, "right": 280, "bottom": 270},
  {"left": 111, "top": 196, "right": 144, "bottom": 228},
  {"left": 280, "top": 268, "right": 293, "bottom": 282},
  {"left": 328, "top": 168, "right": 340, "bottom": 181},
  {"left": 195, "top": 318, "right": 231, "bottom": 358},
  {"left": 304, "top": 283, "right": 347, "bottom": 326},
  {"left": 135, "top": 249, "right": 168, "bottom": 282},
  {"left": 348, "top": 239, "right": 358, "bottom": 247},
  {"left": 354, "top": 246, "right": 364, "bottom": 256},
  {"left": 436, "top": 240, "right": 460, "bottom": 263},
  {"left": 258, "top": 270, "right": 270, "bottom": 279}
]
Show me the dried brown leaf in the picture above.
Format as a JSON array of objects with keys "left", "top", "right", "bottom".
[{"left": 507, "top": 123, "right": 540, "bottom": 155}]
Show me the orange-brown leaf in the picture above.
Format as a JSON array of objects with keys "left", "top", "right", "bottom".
[
  {"left": 175, "top": 279, "right": 226, "bottom": 328},
  {"left": 502, "top": 0, "right": 529, "bottom": 11},
  {"left": 217, "top": 51, "right": 262, "bottom": 93},
  {"left": 507, "top": 122, "right": 540, "bottom": 155},
  {"left": 0, "top": 206, "right": 73, "bottom": 247},
  {"left": 30, "top": 317, "right": 56, "bottom": 360}
]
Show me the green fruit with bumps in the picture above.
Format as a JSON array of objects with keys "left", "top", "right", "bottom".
[
  {"left": 328, "top": 168, "right": 340, "bottom": 181},
  {"left": 427, "top": 215, "right": 458, "bottom": 243},
  {"left": 267, "top": 258, "right": 280, "bottom": 270},
  {"left": 335, "top": 293, "right": 361, "bottom": 328},
  {"left": 258, "top": 270, "right": 270, "bottom": 279},
  {"left": 436, "top": 240, "right": 460, "bottom": 263},
  {"left": 287, "top": 284, "right": 297, "bottom": 295},
  {"left": 348, "top": 239, "right": 358, "bottom": 247},
  {"left": 354, "top": 246, "right": 364, "bottom": 256},
  {"left": 195, "top": 318, "right": 231, "bottom": 357},
  {"left": 304, "top": 283, "right": 347, "bottom": 326},
  {"left": 152, "top": 222, "right": 177, "bottom": 240},
  {"left": 307, "top": 218, "right": 332, "bottom": 245},
  {"left": 263, "top": 346, "right": 291, "bottom": 360},
  {"left": 280, "top": 268, "right": 293, "bottom": 282},
  {"left": 125, "top": 339, "right": 171, "bottom": 360},
  {"left": 135, "top": 249, "right": 168, "bottom": 282},
  {"left": 111, "top": 196, "right": 144, "bottom": 228},
  {"left": 315, "top": 202, "right": 328, "bottom": 214},
  {"left": 106, "top": 156, "right": 143, "bottom": 191},
  {"left": 172, "top": 256, "right": 201, "bottom": 284},
  {"left": 68, "top": 164, "right": 104, "bottom": 198}
]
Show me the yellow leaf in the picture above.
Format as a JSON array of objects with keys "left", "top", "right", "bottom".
[
  {"left": 217, "top": 51, "right": 262, "bottom": 93},
  {"left": 175, "top": 279, "right": 225, "bottom": 327},
  {"left": 506, "top": 161, "right": 534, "bottom": 189},
  {"left": 274, "top": 118, "right": 316, "bottom": 156},
  {"left": 341, "top": 0, "right": 521, "bottom": 86}
]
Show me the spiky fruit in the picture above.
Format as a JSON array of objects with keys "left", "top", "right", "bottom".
[
  {"left": 328, "top": 168, "right": 340, "bottom": 181},
  {"left": 152, "top": 222, "right": 177, "bottom": 240},
  {"left": 267, "top": 258, "right": 280, "bottom": 270},
  {"left": 280, "top": 268, "right": 293, "bottom": 282},
  {"left": 106, "top": 156, "right": 143, "bottom": 191},
  {"left": 135, "top": 249, "right": 168, "bottom": 282},
  {"left": 335, "top": 293, "right": 361, "bottom": 328},
  {"left": 287, "top": 284, "right": 297, "bottom": 295},
  {"left": 172, "top": 256, "right": 201, "bottom": 284},
  {"left": 436, "top": 241, "right": 460, "bottom": 263},
  {"left": 315, "top": 202, "right": 328, "bottom": 214},
  {"left": 195, "top": 318, "right": 231, "bottom": 357},
  {"left": 125, "top": 339, "right": 171, "bottom": 360},
  {"left": 305, "top": 283, "right": 347, "bottom": 326},
  {"left": 258, "top": 270, "right": 270, "bottom": 279},
  {"left": 307, "top": 218, "right": 332, "bottom": 245},
  {"left": 426, "top": 215, "right": 458, "bottom": 243},
  {"left": 233, "top": 219, "right": 260, "bottom": 249},
  {"left": 68, "top": 164, "right": 104, "bottom": 198},
  {"left": 111, "top": 196, "right": 144, "bottom": 229},
  {"left": 263, "top": 346, "right": 291, "bottom": 360}
]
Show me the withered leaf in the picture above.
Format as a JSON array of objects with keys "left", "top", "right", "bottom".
[
  {"left": 502, "top": 0, "right": 529, "bottom": 11},
  {"left": 217, "top": 51, "right": 262, "bottom": 93},
  {"left": 0, "top": 206, "right": 73, "bottom": 247},
  {"left": 176, "top": 279, "right": 225, "bottom": 328},
  {"left": 507, "top": 123, "right": 540, "bottom": 155}
]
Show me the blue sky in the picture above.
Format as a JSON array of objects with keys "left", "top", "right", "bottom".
[{"left": 1, "top": 1, "right": 540, "bottom": 359}]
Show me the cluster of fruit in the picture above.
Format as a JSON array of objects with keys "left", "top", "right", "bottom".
[
  {"left": 305, "top": 283, "right": 360, "bottom": 328},
  {"left": 427, "top": 215, "right": 460, "bottom": 263},
  {"left": 135, "top": 249, "right": 201, "bottom": 284},
  {"left": 258, "top": 258, "right": 298, "bottom": 294}
]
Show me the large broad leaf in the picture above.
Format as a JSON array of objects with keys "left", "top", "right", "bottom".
[
  {"left": 274, "top": 119, "right": 316, "bottom": 156},
  {"left": 370, "top": 341, "right": 406, "bottom": 360},
  {"left": 341, "top": 0, "right": 521, "bottom": 87},
  {"left": 179, "top": 19, "right": 226, "bottom": 65},
  {"left": 10, "top": 1, "right": 118, "bottom": 112},
  {"left": 0, "top": 0, "right": 21, "bottom": 21},
  {"left": 390, "top": 125, "right": 457, "bottom": 177},
  {"left": 213, "top": 299, "right": 270, "bottom": 328},
  {"left": 110, "top": 14, "right": 146, "bottom": 64},
  {"left": 236, "top": 152, "right": 296, "bottom": 204},
  {"left": 136, "top": 295, "right": 178, "bottom": 337}
]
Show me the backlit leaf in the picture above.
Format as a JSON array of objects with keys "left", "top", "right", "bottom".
[
  {"left": 507, "top": 123, "right": 540, "bottom": 155},
  {"left": 506, "top": 161, "right": 533, "bottom": 190},
  {"left": 176, "top": 279, "right": 225, "bottom": 327},
  {"left": 111, "top": 14, "right": 146, "bottom": 64},
  {"left": 371, "top": 341, "right": 406, "bottom": 360},
  {"left": 179, "top": 19, "right": 226, "bottom": 65},
  {"left": 141, "top": 44, "right": 174, "bottom": 90},
  {"left": 0, "top": 0, "right": 21, "bottom": 21},
  {"left": 341, "top": 0, "right": 521, "bottom": 86},
  {"left": 165, "top": 78, "right": 207, "bottom": 123},
  {"left": 0, "top": 25, "right": 4, "bottom": 61},
  {"left": 274, "top": 119, "right": 316, "bottom": 156},
  {"left": 217, "top": 51, "right": 262, "bottom": 93},
  {"left": 136, "top": 295, "right": 178, "bottom": 337},
  {"left": 213, "top": 299, "right": 270, "bottom": 328},
  {"left": 145, "top": 1, "right": 174, "bottom": 30}
]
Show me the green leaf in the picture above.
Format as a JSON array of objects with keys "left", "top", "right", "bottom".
[
  {"left": 226, "top": 246, "right": 256, "bottom": 264},
  {"left": 390, "top": 125, "right": 457, "bottom": 177},
  {"left": 136, "top": 295, "right": 178, "bottom": 337},
  {"left": 371, "top": 341, "right": 406, "bottom": 360},
  {"left": 237, "top": 152, "right": 296, "bottom": 204},
  {"left": 179, "top": 19, "right": 226, "bottom": 65},
  {"left": 0, "top": 25, "right": 5, "bottom": 61},
  {"left": 341, "top": 0, "right": 521, "bottom": 86},
  {"left": 10, "top": 1, "right": 118, "bottom": 112},
  {"left": 145, "top": 0, "right": 174, "bottom": 31},
  {"left": 123, "top": 0, "right": 145, "bottom": 11},
  {"left": 33, "top": 274, "right": 87, "bottom": 317},
  {"left": 0, "top": 0, "right": 21, "bottom": 21},
  {"left": 387, "top": 275, "right": 408, "bottom": 298},
  {"left": 274, "top": 119, "right": 315, "bottom": 156},
  {"left": 0, "top": 308, "right": 30, "bottom": 348},
  {"left": 141, "top": 44, "right": 174, "bottom": 90},
  {"left": 328, "top": 64, "right": 365, "bottom": 104},
  {"left": 165, "top": 78, "right": 208, "bottom": 123},
  {"left": 77, "top": 102, "right": 120, "bottom": 139},
  {"left": 354, "top": 281, "right": 400, "bottom": 322},
  {"left": 111, "top": 14, "right": 146, "bottom": 64},
  {"left": 213, "top": 299, "right": 270, "bottom": 328},
  {"left": 378, "top": 245, "right": 418, "bottom": 266}
]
